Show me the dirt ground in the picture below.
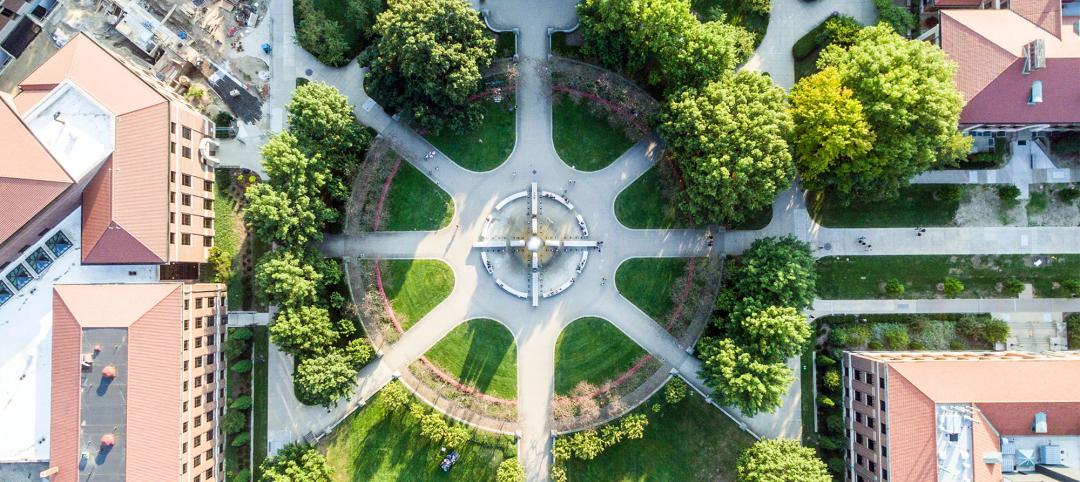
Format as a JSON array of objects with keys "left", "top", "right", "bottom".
[{"left": 954, "top": 184, "right": 1080, "bottom": 227}]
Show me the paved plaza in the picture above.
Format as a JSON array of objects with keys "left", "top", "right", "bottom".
[{"left": 254, "top": 1, "right": 1080, "bottom": 481}]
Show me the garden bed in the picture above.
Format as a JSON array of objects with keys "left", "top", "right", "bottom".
[
  {"left": 224, "top": 326, "right": 269, "bottom": 481},
  {"left": 815, "top": 254, "right": 1080, "bottom": 299}
]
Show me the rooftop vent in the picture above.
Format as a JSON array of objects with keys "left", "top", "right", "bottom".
[
  {"left": 1030, "top": 81, "right": 1044, "bottom": 105},
  {"left": 1023, "top": 39, "right": 1047, "bottom": 74},
  {"left": 1033, "top": 411, "right": 1048, "bottom": 433}
]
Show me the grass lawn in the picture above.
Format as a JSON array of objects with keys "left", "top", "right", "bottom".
[
  {"left": 816, "top": 254, "right": 1080, "bottom": 299},
  {"left": 807, "top": 185, "right": 964, "bottom": 227},
  {"left": 383, "top": 162, "right": 453, "bottom": 231},
  {"left": 382, "top": 260, "right": 454, "bottom": 330},
  {"left": 424, "top": 319, "right": 518, "bottom": 399},
  {"left": 554, "top": 317, "right": 647, "bottom": 395},
  {"left": 565, "top": 387, "right": 754, "bottom": 481},
  {"left": 252, "top": 326, "right": 270, "bottom": 478},
  {"left": 615, "top": 167, "right": 688, "bottom": 229},
  {"left": 213, "top": 172, "right": 245, "bottom": 310},
  {"left": 322, "top": 387, "right": 515, "bottom": 482},
  {"left": 690, "top": 0, "right": 769, "bottom": 47},
  {"left": 427, "top": 100, "right": 516, "bottom": 171},
  {"left": 553, "top": 94, "right": 636, "bottom": 171},
  {"left": 615, "top": 258, "right": 689, "bottom": 321}
]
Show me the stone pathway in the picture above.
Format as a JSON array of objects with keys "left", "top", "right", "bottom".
[{"left": 911, "top": 141, "right": 1080, "bottom": 198}]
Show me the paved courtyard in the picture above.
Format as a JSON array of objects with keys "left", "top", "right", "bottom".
[{"left": 257, "top": 1, "right": 1080, "bottom": 481}]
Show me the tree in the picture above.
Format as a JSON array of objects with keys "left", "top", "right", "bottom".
[
  {"left": 231, "top": 432, "right": 251, "bottom": 447},
  {"left": 823, "top": 369, "right": 841, "bottom": 391},
  {"left": 221, "top": 409, "right": 246, "bottom": 434},
  {"left": 816, "top": 25, "right": 970, "bottom": 201},
  {"left": 578, "top": 0, "right": 695, "bottom": 76},
  {"left": 419, "top": 413, "right": 449, "bottom": 442},
  {"left": 381, "top": 381, "right": 411, "bottom": 412},
  {"left": 345, "top": 338, "right": 375, "bottom": 367},
  {"left": 568, "top": 430, "right": 605, "bottom": 460},
  {"left": 287, "top": 82, "right": 372, "bottom": 202},
  {"left": 444, "top": 425, "right": 470, "bottom": 449},
  {"left": 496, "top": 458, "right": 525, "bottom": 482},
  {"left": 1002, "top": 277, "right": 1025, "bottom": 297},
  {"left": 943, "top": 277, "right": 964, "bottom": 298},
  {"left": 655, "top": 20, "right": 754, "bottom": 92},
  {"left": 269, "top": 305, "right": 340, "bottom": 358},
  {"left": 260, "top": 443, "right": 334, "bottom": 482},
  {"left": 659, "top": 72, "right": 794, "bottom": 224},
  {"left": 1063, "top": 279, "right": 1080, "bottom": 297},
  {"left": 885, "top": 278, "right": 905, "bottom": 296},
  {"left": 363, "top": 0, "right": 494, "bottom": 133},
  {"left": 736, "top": 439, "right": 830, "bottom": 482},
  {"left": 244, "top": 134, "right": 335, "bottom": 248},
  {"left": 873, "top": 0, "right": 917, "bottom": 35},
  {"left": 346, "top": 0, "right": 382, "bottom": 37},
  {"left": 255, "top": 250, "right": 321, "bottom": 306},
  {"left": 789, "top": 67, "right": 873, "bottom": 188},
  {"left": 224, "top": 336, "right": 250, "bottom": 360},
  {"left": 295, "top": 0, "right": 350, "bottom": 66},
  {"left": 230, "top": 359, "right": 253, "bottom": 373},
  {"left": 737, "top": 306, "right": 812, "bottom": 362},
  {"left": 294, "top": 350, "right": 358, "bottom": 407},
  {"left": 618, "top": 413, "right": 649, "bottom": 440},
  {"left": 717, "top": 236, "right": 817, "bottom": 319},
  {"left": 698, "top": 338, "right": 793, "bottom": 416},
  {"left": 664, "top": 377, "right": 689, "bottom": 404},
  {"left": 231, "top": 395, "right": 253, "bottom": 410}
]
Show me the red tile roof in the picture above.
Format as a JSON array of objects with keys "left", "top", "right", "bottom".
[
  {"left": 977, "top": 401, "right": 1080, "bottom": 436},
  {"left": 1011, "top": 0, "right": 1063, "bottom": 38},
  {"left": 0, "top": 95, "right": 72, "bottom": 246},
  {"left": 15, "top": 33, "right": 174, "bottom": 264},
  {"left": 886, "top": 365, "right": 940, "bottom": 482},
  {"left": 49, "top": 284, "right": 182, "bottom": 482}
]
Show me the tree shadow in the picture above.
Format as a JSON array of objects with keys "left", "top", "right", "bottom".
[{"left": 456, "top": 321, "right": 514, "bottom": 397}]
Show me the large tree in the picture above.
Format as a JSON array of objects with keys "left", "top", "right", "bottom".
[
  {"left": 814, "top": 25, "right": 970, "bottom": 201},
  {"left": 657, "top": 21, "right": 755, "bottom": 92},
  {"left": 737, "top": 439, "right": 830, "bottom": 482},
  {"left": 363, "top": 0, "right": 494, "bottom": 134},
  {"left": 717, "top": 235, "right": 817, "bottom": 320},
  {"left": 260, "top": 443, "right": 334, "bottom": 482},
  {"left": 245, "top": 133, "right": 335, "bottom": 248},
  {"left": 698, "top": 337, "right": 792, "bottom": 416},
  {"left": 269, "top": 305, "right": 340, "bottom": 358},
  {"left": 294, "top": 349, "right": 358, "bottom": 406},
  {"left": 789, "top": 67, "right": 873, "bottom": 187},
  {"left": 737, "top": 306, "right": 812, "bottom": 363},
  {"left": 287, "top": 82, "right": 372, "bottom": 202},
  {"left": 659, "top": 72, "right": 793, "bottom": 224},
  {"left": 254, "top": 250, "right": 321, "bottom": 306}
]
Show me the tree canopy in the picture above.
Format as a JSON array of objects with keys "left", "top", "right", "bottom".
[
  {"left": 808, "top": 25, "right": 969, "bottom": 201},
  {"left": 260, "top": 443, "right": 334, "bottom": 482},
  {"left": 717, "top": 236, "right": 817, "bottom": 318},
  {"left": 254, "top": 250, "right": 321, "bottom": 307},
  {"left": 698, "top": 337, "right": 792, "bottom": 416},
  {"left": 269, "top": 305, "right": 340, "bottom": 358},
  {"left": 658, "top": 72, "right": 794, "bottom": 224},
  {"left": 294, "top": 349, "right": 359, "bottom": 406},
  {"left": 737, "top": 439, "right": 831, "bottom": 482},
  {"left": 738, "top": 306, "right": 812, "bottom": 362},
  {"left": 789, "top": 67, "right": 873, "bottom": 186},
  {"left": 363, "top": 0, "right": 494, "bottom": 133},
  {"left": 287, "top": 82, "right": 372, "bottom": 202},
  {"left": 245, "top": 133, "right": 334, "bottom": 248}
]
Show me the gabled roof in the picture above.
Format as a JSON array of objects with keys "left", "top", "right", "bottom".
[
  {"left": 1010, "top": 0, "right": 1062, "bottom": 38},
  {"left": 0, "top": 94, "right": 72, "bottom": 246},
  {"left": 888, "top": 357, "right": 1080, "bottom": 403},
  {"left": 14, "top": 33, "right": 173, "bottom": 264},
  {"left": 50, "top": 283, "right": 182, "bottom": 482},
  {"left": 17, "top": 33, "right": 165, "bottom": 116}
]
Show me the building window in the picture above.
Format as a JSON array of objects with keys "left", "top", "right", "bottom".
[
  {"left": 195, "top": 317, "right": 203, "bottom": 329},
  {"left": 195, "top": 376, "right": 203, "bottom": 388},
  {"left": 183, "top": 401, "right": 188, "bottom": 412},
  {"left": 854, "top": 391, "right": 862, "bottom": 403},
  {"left": 854, "top": 369, "right": 863, "bottom": 382},
  {"left": 206, "top": 354, "right": 214, "bottom": 366},
  {"left": 868, "top": 439, "right": 876, "bottom": 450},
  {"left": 867, "top": 395, "right": 874, "bottom": 406},
  {"left": 184, "top": 360, "right": 189, "bottom": 371},
  {"left": 882, "top": 445, "right": 888, "bottom": 457},
  {"left": 194, "top": 434, "right": 201, "bottom": 447},
  {"left": 204, "top": 180, "right": 213, "bottom": 191},
  {"left": 205, "top": 449, "right": 213, "bottom": 460},
  {"left": 183, "top": 422, "right": 188, "bottom": 433},
  {"left": 170, "top": 232, "right": 176, "bottom": 244},
  {"left": 205, "top": 468, "right": 214, "bottom": 480},
  {"left": 184, "top": 340, "right": 189, "bottom": 351},
  {"left": 195, "top": 395, "right": 202, "bottom": 407},
  {"left": 170, "top": 171, "right": 176, "bottom": 182},
  {"left": 856, "top": 433, "right": 863, "bottom": 444},
  {"left": 880, "top": 400, "right": 886, "bottom": 412},
  {"left": 182, "top": 233, "right": 191, "bottom": 245},
  {"left": 170, "top": 212, "right": 175, "bottom": 223},
  {"left": 171, "top": 122, "right": 177, "bottom": 133},
  {"left": 856, "top": 454, "right": 864, "bottom": 466},
  {"left": 184, "top": 319, "right": 189, "bottom": 330},
  {"left": 206, "top": 409, "right": 214, "bottom": 421},
  {"left": 204, "top": 236, "right": 213, "bottom": 247},
  {"left": 206, "top": 429, "right": 213, "bottom": 440},
  {"left": 182, "top": 194, "right": 192, "bottom": 206},
  {"left": 182, "top": 174, "right": 192, "bottom": 186},
  {"left": 195, "top": 336, "right": 203, "bottom": 349},
  {"left": 206, "top": 390, "right": 214, "bottom": 402},
  {"left": 195, "top": 356, "right": 203, "bottom": 368},
  {"left": 171, "top": 142, "right": 176, "bottom": 154},
  {"left": 207, "top": 334, "right": 215, "bottom": 346},
  {"left": 182, "top": 146, "right": 192, "bottom": 159},
  {"left": 204, "top": 199, "right": 213, "bottom": 210},
  {"left": 881, "top": 423, "right": 887, "bottom": 434},
  {"left": 194, "top": 415, "right": 202, "bottom": 428},
  {"left": 183, "top": 380, "right": 188, "bottom": 391},
  {"left": 867, "top": 418, "right": 876, "bottom": 430},
  {"left": 170, "top": 191, "right": 176, "bottom": 202},
  {"left": 866, "top": 374, "right": 875, "bottom": 386},
  {"left": 193, "top": 454, "right": 201, "bottom": 466},
  {"left": 182, "top": 126, "right": 192, "bottom": 140},
  {"left": 182, "top": 213, "right": 191, "bottom": 226},
  {"left": 883, "top": 469, "right": 888, "bottom": 481},
  {"left": 193, "top": 476, "right": 201, "bottom": 482},
  {"left": 869, "top": 461, "right": 876, "bottom": 472},
  {"left": 206, "top": 371, "right": 215, "bottom": 383},
  {"left": 196, "top": 298, "right": 203, "bottom": 309},
  {"left": 203, "top": 217, "right": 213, "bottom": 228},
  {"left": 880, "top": 377, "right": 885, "bottom": 389}
]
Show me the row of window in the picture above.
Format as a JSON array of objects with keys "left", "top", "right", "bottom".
[
  {"left": 170, "top": 212, "right": 214, "bottom": 229},
  {"left": 183, "top": 316, "right": 218, "bottom": 331},
  {"left": 170, "top": 191, "right": 214, "bottom": 210},
  {"left": 169, "top": 232, "right": 214, "bottom": 247},
  {"left": 853, "top": 390, "right": 885, "bottom": 412},
  {"left": 185, "top": 296, "right": 220, "bottom": 310},
  {"left": 852, "top": 368, "right": 887, "bottom": 389},
  {"left": 183, "top": 353, "right": 217, "bottom": 370},
  {"left": 183, "top": 334, "right": 217, "bottom": 350},
  {"left": 170, "top": 171, "right": 214, "bottom": 192},
  {"left": 182, "top": 369, "right": 222, "bottom": 392},
  {"left": 183, "top": 390, "right": 216, "bottom": 412}
]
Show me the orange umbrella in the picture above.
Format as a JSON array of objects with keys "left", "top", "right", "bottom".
[
  {"left": 100, "top": 433, "right": 115, "bottom": 446},
  {"left": 101, "top": 365, "right": 116, "bottom": 378}
]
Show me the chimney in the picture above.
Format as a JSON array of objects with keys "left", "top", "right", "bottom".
[{"left": 1023, "top": 39, "right": 1047, "bottom": 74}]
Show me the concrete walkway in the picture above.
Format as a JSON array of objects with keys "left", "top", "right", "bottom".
[
  {"left": 912, "top": 141, "right": 1080, "bottom": 198},
  {"left": 742, "top": 0, "right": 877, "bottom": 89},
  {"left": 809, "top": 298, "right": 1080, "bottom": 317}
]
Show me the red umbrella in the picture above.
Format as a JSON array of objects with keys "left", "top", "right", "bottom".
[
  {"left": 100, "top": 433, "right": 115, "bottom": 446},
  {"left": 101, "top": 365, "right": 116, "bottom": 378}
]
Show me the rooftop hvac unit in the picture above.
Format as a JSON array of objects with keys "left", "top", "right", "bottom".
[{"left": 1040, "top": 444, "right": 1063, "bottom": 466}]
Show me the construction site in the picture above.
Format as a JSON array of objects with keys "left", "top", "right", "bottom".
[{"left": 0, "top": 0, "right": 271, "bottom": 130}]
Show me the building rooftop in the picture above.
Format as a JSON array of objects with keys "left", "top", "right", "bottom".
[
  {"left": 50, "top": 282, "right": 182, "bottom": 482},
  {"left": 21, "top": 81, "right": 114, "bottom": 181}
]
